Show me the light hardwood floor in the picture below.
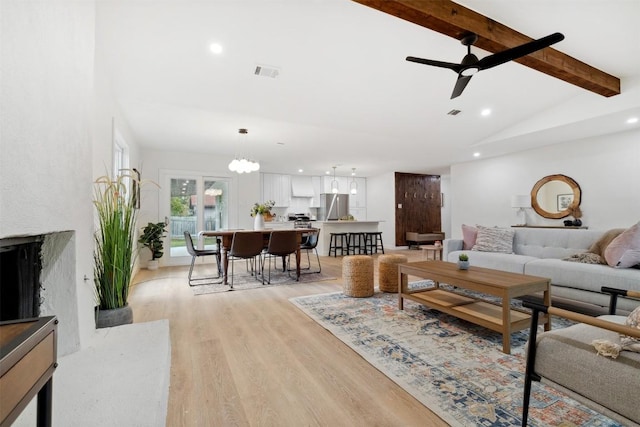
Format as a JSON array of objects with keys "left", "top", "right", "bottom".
[{"left": 130, "top": 248, "right": 449, "bottom": 427}]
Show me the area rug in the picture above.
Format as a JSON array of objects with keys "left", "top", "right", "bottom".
[
  {"left": 290, "top": 289, "right": 621, "bottom": 427},
  {"left": 192, "top": 271, "right": 336, "bottom": 295}
]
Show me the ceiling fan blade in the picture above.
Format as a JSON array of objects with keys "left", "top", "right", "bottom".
[
  {"left": 406, "top": 56, "right": 462, "bottom": 73},
  {"left": 451, "top": 74, "right": 472, "bottom": 99},
  {"left": 476, "top": 32, "right": 564, "bottom": 71}
]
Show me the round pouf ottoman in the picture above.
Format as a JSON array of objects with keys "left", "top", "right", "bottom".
[
  {"left": 342, "top": 255, "right": 374, "bottom": 297},
  {"left": 378, "top": 254, "right": 408, "bottom": 293}
]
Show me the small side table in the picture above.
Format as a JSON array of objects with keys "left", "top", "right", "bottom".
[
  {"left": 0, "top": 316, "right": 58, "bottom": 427},
  {"left": 421, "top": 245, "right": 443, "bottom": 261}
]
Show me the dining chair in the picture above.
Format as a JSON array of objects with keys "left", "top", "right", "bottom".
[
  {"left": 228, "top": 231, "right": 265, "bottom": 288},
  {"left": 184, "top": 231, "right": 222, "bottom": 286},
  {"left": 299, "top": 228, "right": 321, "bottom": 274},
  {"left": 262, "top": 230, "right": 298, "bottom": 284}
]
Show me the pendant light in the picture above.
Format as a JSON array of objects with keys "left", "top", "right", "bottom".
[
  {"left": 228, "top": 128, "right": 260, "bottom": 174},
  {"left": 330, "top": 166, "right": 339, "bottom": 194},
  {"left": 350, "top": 168, "right": 358, "bottom": 195}
]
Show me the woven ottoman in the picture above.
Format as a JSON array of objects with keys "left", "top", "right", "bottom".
[
  {"left": 342, "top": 255, "right": 374, "bottom": 297},
  {"left": 378, "top": 254, "right": 408, "bottom": 293}
]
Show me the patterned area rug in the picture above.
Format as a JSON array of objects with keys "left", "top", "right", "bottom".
[
  {"left": 290, "top": 288, "right": 621, "bottom": 427},
  {"left": 192, "top": 270, "right": 336, "bottom": 295}
]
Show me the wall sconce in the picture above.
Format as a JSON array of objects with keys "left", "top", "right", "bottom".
[{"left": 511, "top": 195, "right": 531, "bottom": 225}]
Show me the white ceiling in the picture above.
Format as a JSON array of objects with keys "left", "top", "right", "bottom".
[{"left": 96, "top": 0, "right": 640, "bottom": 177}]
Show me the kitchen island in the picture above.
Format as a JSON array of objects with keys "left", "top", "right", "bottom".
[{"left": 314, "top": 221, "right": 382, "bottom": 256}]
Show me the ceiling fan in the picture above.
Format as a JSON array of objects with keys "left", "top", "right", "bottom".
[{"left": 406, "top": 32, "right": 565, "bottom": 99}]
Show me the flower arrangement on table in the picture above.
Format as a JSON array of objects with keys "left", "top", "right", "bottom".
[{"left": 250, "top": 200, "right": 275, "bottom": 219}]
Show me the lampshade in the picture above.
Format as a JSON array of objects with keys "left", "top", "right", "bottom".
[
  {"left": 350, "top": 168, "right": 358, "bottom": 195},
  {"left": 511, "top": 195, "right": 531, "bottom": 209},
  {"left": 330, "top": 166, "right": 339, "bottom": 194}
]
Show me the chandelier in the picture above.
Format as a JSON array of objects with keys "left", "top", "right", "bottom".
[
  {"left": 228, "top": 128, "right": 260, "bottom": 174},
  {"left": 350, "top": 168, "right": 358, "bottom": 195}
]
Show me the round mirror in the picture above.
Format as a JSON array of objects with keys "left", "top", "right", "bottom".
[{"left": 531, "top": 174, "right": 581, "bottom": 219}]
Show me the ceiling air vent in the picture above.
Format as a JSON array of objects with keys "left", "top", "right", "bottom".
[
  {"left": 254, "top": 65, "right": 280, "bottom": 79},
  {"left": 447, "top": 109, "right": 461, "bottom": 116}
]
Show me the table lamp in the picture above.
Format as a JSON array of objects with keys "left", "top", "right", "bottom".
[{"left": 511, "top": 195, "right": 531, "bottom": 226}]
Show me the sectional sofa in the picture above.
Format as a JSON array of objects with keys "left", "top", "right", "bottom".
[{"left": 443, "top": 227, "right": 640, "bottom": 315}]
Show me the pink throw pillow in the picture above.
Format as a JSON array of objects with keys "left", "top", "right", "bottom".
[
  {"left": 604, "top": 222, "right": 640, "bottom": 267},
  {"left": 462, "top": 224, "right": 478, "bottom": 250}
]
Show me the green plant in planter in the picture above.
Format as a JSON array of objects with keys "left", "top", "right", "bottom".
[
  {"left": 459, "top": 253, "right": 469, "bottom": 262},
  {"left": 93, "top": 172, "right": 139, "bottom": 311},
  {"left": 139, "top": 222, "right": 167, "bottom": 260}
]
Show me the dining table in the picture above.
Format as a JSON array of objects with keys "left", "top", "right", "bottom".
[{"left": 198, "top": 228, "right": 317, "bottom": 286}]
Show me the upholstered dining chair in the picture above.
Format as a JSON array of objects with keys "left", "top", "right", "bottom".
[
  {"left": 299, "top": 228, "right": 321, "bottom": 274},
  {"left": 228, "top": 231, "right": 265, "bottom": 288},
  {"left": 262, "top": 230, "right": 298, "bottom": 284},
  {"left": 184, "top": 231, "right": 222, "bottom": 286}
]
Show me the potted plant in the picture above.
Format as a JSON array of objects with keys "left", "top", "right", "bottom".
[
  {"left": 138, "top": 222, "right": 167, "bottom": 270},
  {"left": 458, "top": 253, "right": 470, "bottom": 270},
  {"left": 250, "top": 200, "right": 275, "bottom": 229},
  {"left": 93, "top": 171, "right": 139, "bottom": 328}
]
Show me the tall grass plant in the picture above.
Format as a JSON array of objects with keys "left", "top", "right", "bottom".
[{"left": 93, "top": 172, "right": 138, "bottom": 310}]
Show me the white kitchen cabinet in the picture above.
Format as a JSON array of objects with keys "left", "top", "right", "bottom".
[
  {"left": 310, "top": 176, "right": 322, "bottom": 207},
  {"left": 348, "top": 177, "right": 367, "bottom": 208},
  {"left": 261, "top": 173, "right": 291, "bottom": 207}
]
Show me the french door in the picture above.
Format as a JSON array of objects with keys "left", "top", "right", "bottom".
[{"left": 160, "top": 172, "right": 230, "bottom": 266}]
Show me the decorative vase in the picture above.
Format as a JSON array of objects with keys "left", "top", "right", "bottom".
[
  {"left": 254, "top": 214, "right": 265, "bottom": 230},
  {"left": 564, "top": 220, "right": 574, "bottom": 226},
  {"left": 572, "top": 219, "right": 582, "bottom": 226},
  {"left": 457, "top": 260, "right": 470, "bottom": 270},
  {"left": 95, "top": 305, "right": 133, "bottom": 329},
  {"left": 147, "top": 259, "right": 159, "bottom": 270}
]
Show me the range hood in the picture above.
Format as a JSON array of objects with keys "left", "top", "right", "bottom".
[{"left": 291, "top": 176, "right": 314, "bottom": 197}]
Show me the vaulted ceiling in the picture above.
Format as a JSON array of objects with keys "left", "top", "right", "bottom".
[{"left": 96, "top": 0, "right": 640, "bottom": 177}]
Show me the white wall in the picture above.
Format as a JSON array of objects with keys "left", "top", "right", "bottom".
[
  {"left": 449, "top": 128, "right": 640, "bottom": 239},
  {"left": 0, "top": 0, "right": 96, "bottom": 354},
  {"left": 366, "top": 172, "right": 397, "bottom": 248}
]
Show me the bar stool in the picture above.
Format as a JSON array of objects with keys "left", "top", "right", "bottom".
[
  {"left": 365, "top": 232, "right": 385, "bottom": 254},
  {"left": 347, "top": 232, "right": 367, "bottom": 255},
  {"left": 328, "top": 232, "right": 348, "bottom": 257}
]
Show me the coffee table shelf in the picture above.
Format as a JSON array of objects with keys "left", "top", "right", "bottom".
[{"left": 399, "top": 261, "right": 551, "bottom": 354}]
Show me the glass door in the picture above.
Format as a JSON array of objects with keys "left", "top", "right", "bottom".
[{"left": 161, "top": 173, "right": 230, "bottom": 265}]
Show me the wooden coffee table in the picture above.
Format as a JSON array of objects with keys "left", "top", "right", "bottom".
[{"left": 398, "top": 261, "right": 551, "bottom": 354}]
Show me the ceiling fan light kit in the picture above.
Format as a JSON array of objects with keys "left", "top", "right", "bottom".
[{"left": 407, "top": 32, "right": 565, "bottom": 99}]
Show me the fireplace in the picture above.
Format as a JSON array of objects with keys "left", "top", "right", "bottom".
[
  {"left": 0, "top": 231, "right": 81, "bottom": 356},
  {"left": 0, "top": 236, "right": 44, "bottom": 321}
]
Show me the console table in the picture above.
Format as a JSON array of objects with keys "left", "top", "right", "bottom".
[
  {"left": 0, "top": 316, "right": 58, "bottom": 427},
  {"left": 511, "top": 225, "right": 588, "bottom": 229}
]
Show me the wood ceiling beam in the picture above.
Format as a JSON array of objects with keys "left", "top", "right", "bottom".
[{"left": 352, "top": 0, "right": 620, "bottom": 97}]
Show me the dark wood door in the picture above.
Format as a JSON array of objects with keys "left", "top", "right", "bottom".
[{"left": 394, "top": 172, "right": 441, "bottom": 246}]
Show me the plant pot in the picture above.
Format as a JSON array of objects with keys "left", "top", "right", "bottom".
[
  {"left": 95, "top": 304, "right": 133, "bottom": 329},
  {"left": 147, "top": 259, "right": 159, "bottom": 270},
  {"left": 254, "top": 214, "right": 265, "bottom": 230},
  {"left": 457, "top": 260, "right": 470, "bottom": 270}
]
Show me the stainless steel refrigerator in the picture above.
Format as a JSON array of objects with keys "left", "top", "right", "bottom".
[{"left": 319, "top": 193, "right": 349, "bottom": 220}]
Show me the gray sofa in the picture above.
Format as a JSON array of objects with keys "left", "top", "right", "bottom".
[{"left": 443, "top": 227, "right": 640, "bottom": 315}]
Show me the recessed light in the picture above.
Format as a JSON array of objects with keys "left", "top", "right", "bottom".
[
  {"left": 298, "top": 169, "right": 304, "bottom": 173},
  {"left": 325, "top": 171, "right": 330, "bottom": 175},
  {"left": 473, "top": 152, "right": 481, "bottom": 157},
  {"left": 209, "top": 43, "right": 223, "bottom": 54},
  {"left": 627, "top": 117, "right": 638, "bottom": 124},
  {"left": 481, "top": 108, "right": 491, "bottom": 117}
]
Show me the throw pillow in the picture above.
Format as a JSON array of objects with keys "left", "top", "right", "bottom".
[
  {"left": 588, "top": 228, "right": 624, "bottom": 258},
  {"left": 604, "top": 222, "right": 640, "bottom": 267},
  {"left": 472, "top": 226, "right": 515, "bottom": 253},
  {"left": 621, "top": 305, "right": 640, "bottom": 352},
  {"left": 592, "top": 304, "right": 640, "bottom": 358},
  {"left": 462, "top": 224, "right": 478, "bottom": 250}
]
